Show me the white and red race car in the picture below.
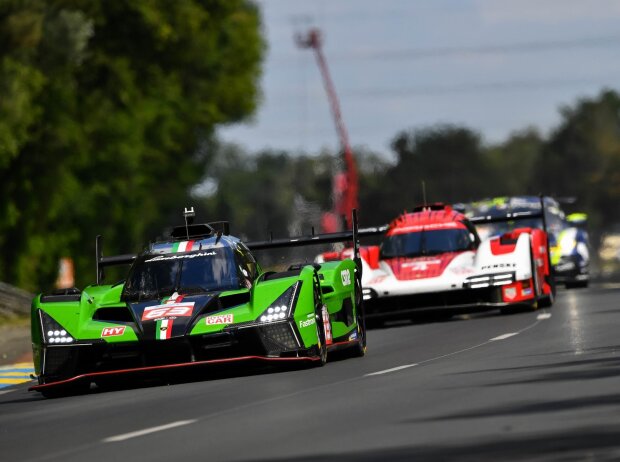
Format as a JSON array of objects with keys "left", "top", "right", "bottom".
[{"left": 317, "top": 202, "right": 554, "bottom": 320}]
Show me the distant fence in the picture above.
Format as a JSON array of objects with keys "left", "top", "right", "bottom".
[{"left": 0, "top": 282, "right": 33, "bottom": 318}]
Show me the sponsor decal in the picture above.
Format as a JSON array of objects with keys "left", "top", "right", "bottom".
[
  {"left": 142, "top": 302, "right": 195, "bottom": 321},
  {"left": 388, "top": 254, "right": 459, "bottom": 281},
  {"left": 101, "top": 326, "right": 126, "bottom": 337},
  {"left": 205, "top": 314, "right": 234, "bottom": 325},
  {"left": 299, "top": 318, "right": 316, "bottom": 328},
  {"left": 156, "top": 318, "right": 173, "bottom": 340},
  {"left": 522, "top": 288, "right": 533, "bottom": 296},
  {"left": 341, "top": 269, "right": 351, "bottom": 286},
  {"left": 145, "top": 251, "right": 216, "bottom": 263},
  {"left": 481, "top": 263, "right": 516, "bottom": 270},
  {"left": 348, "top": 331, "right": 358, "bottom": 341},
  {"left": 450, "top": 267, "right": 476, "bottom": 275},
  {"left": 322, "top": 305, "right": 333, "bottom": 345},
  {"left": 504, "top": 287, "right": 517, "bottom": 300},
  {"left": 402, "top": 260, "right": 441, "bottom": 271},
  {"left": 368, "top": 276, "right": 387, "bottom": 285}
]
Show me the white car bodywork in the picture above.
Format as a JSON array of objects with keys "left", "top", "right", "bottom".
[{"left": 361, "top": 233, "right": 534, "bottom": 302}]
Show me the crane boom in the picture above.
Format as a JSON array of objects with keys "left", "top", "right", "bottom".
[{"left": 296, "top": 28, "right": 358, "bottom": 230}]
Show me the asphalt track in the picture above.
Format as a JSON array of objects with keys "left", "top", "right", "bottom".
[{"left": 2, "top": 286, "right": 620, "bottom": 461}]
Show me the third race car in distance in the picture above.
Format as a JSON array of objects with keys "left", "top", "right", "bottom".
[{"left": 461, "top": 196, "right": 590, "bottom": 288}]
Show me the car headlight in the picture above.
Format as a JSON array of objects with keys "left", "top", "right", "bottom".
[
  {"left": 258, "top": 282, "right": 300, "bottom": 324},
  {"left": 39, "top": 311, "right": 75, "bottom": 344}
]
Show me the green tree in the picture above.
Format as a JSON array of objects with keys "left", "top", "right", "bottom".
[
  {"left": 0, "top": 0, "right": 264, "bottom": 290},
  {"left": 533, "top": 89, "right": 620, "bottom": 246},
  {"left": 384, "top": 125, "right": 491, "bottom": 217},
  {"left": 484, "top": 128, "right": 543, "bottom": 196}
]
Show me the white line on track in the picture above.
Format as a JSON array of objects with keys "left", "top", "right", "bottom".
[
  {"left": 0, "top": 389, "right": 16, "bottom": 396},
  {"left": 365, "top": 364, "right": 418, "bottom": 376},
  {"left": 365, "top": 312, "right": 551, "bottom": 378},
  {"left": 490, "top": 332, "right": 518, "bottom": 341},
  {"left": 103, "top": 420, "right": 197, "bottom": 443}
]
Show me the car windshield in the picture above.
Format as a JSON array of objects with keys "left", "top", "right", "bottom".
[
  {"left": 381, "top": 228, "right": 474, "bottom": 258},
  {"left": 122, "top": 248, "right": 241, "bottom": 301}
]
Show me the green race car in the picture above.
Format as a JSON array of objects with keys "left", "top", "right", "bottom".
[{"left": 30, "top": 210, "right": 366, "bottom": 396}]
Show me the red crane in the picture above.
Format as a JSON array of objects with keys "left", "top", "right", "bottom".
[{"left": 296, "top": 28, "right": 358, "bottom": 231}]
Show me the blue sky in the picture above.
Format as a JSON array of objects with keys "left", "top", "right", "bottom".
[{"left": 218, "top": 0, "right": 620, "bottom": 158}]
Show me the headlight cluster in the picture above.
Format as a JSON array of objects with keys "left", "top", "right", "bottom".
[
  {"left": 47, "top": 330, "right": 74, "bottom": 344},
  {"left": 40, "top": 310, "right": 75, "bottom": 345},
  {"left": 464, "top": 272, "right": 515, "bottom": 289},
  {"left": 260, "top": 306, "right": 288, "bottom": 322},
  {"left": 258, "top": 282, "right": 300, "bottom": 324}
]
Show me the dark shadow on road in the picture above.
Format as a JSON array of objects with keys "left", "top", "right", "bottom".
[
  {"left": 521, "top": 343, "right": 620, "bottom": 357},
  {"left": 237, "top": 426, "right": 620, "bottom": 462},
  {"left": 448, "top": 355, "right": 620, "bottom": 375},
  {"left": 405, "top": 393, "right": 620, "bottom": 422}
]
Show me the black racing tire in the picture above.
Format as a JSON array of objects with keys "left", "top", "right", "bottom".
[
  {"left": 312, "top": 274, "right": 327, "bottom": 366},
  {"left": 566, "top": 280, "right": 588, "bottom": 289},
  {"left": 314, "top": 307, "right": 327, "bottom": 366},
  {"left": 347, "top": 314, "right": 367, "bottom": 358},
  {"left": 529, "top": 244, "right": 541, "bottom": 311},
  {"left": 350, "top": 277, "right": 367, "bottom": 357},
  {"left": 538, "top": 277, "right": 555, "bottom": 308}
]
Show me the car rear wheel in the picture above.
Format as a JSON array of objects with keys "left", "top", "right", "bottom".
[
  {"left": 314, "top": 307, "right": 327, "bottom": 366},
  {"left": 350, "top": 279, "right": 367, "bottom": 357},
  {"left": 312, "top": 275, "right": 328, "bottom": 366},
  {"left": 528, "top": 244, "right": 541, "bottom": 310}
]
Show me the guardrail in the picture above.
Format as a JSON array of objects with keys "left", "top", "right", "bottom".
[{"left": 0, "top": 282, "right": 33, "bottom": 318}]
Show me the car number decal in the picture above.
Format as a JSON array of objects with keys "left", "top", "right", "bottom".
[
  {"left": 142, "top": 302, "right": 195, "bottom": 321},
  {"left": 341, "top": 269, "right": 351, "bottom": 286}
]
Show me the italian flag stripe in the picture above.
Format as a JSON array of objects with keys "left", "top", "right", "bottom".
[
  {"left": 174, "top": 241, "right": 194, "bottom": 253},
  {"left": 156, "top": 319, "right": 173, "bottom": 340},
  {"left": 164, "top": 293, "right": 184, "bottom": 304}
]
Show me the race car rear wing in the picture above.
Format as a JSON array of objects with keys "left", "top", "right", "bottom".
[
  {"left": 95, "top": 209, "right": 384, "bottom": 285},
  {"left": 246, "top": 210, "right": 385, "bottom": 279},
  {"left": 95, "top": 235, "right": 136, "bottom": 285},
  {"left": 467, "top": 210, "right": 544, "bottom": 225},
  {"left": 466, "top": 195, "right": 549, "bottom": 232}
]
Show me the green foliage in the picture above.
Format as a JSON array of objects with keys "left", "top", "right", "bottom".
[
  {"left": 0, "top": 0, "right": 263, "bottom": 290},
  {"left": 385, "top": 125, "right": 492, "bottom": 217},
  {"left": 484, "top": 128, "right": 543, "bottom": 196},
  {"left": 532, "top": 89, "right": 620, "bottom": 245},
  {"left": 196, "top": 145, "right": 338, "bottom": 239}
]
